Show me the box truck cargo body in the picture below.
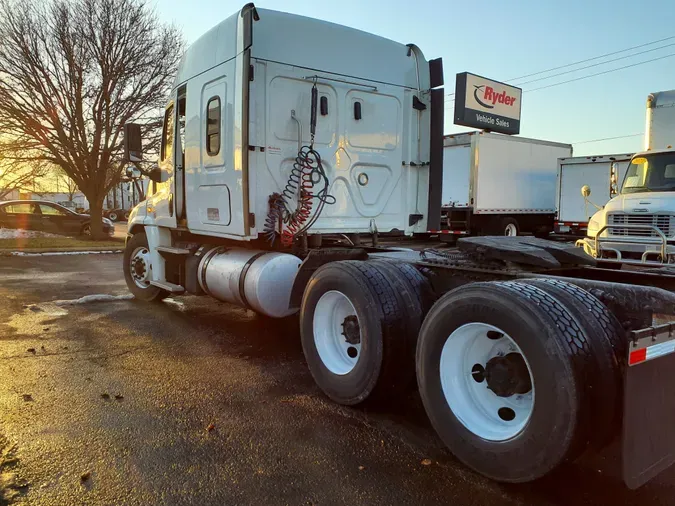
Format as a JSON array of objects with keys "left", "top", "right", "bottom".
[
  {"left": 555, "top": 154, "right": 632, "bottom": 236},
  {"left": 439, "top": 131, "right": 572, "bottom": 237},
  {"left": 646, "top": 90, "right": 675, "bottom": 150}
]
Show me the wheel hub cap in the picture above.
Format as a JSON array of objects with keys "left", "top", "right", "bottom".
[
  {"left": 483, "top": 353, "right": 532, "bottom": 397},
  {"left": 313, "top": 290, "right": 362, "bottom": 375},
  {"left": 341, "top": 315, "right": 361, "bottom": 345},
  {"left": 439, "top": 323, "right": 535, "bottom": 441},
  {"left": 130, "top": 247, "right": 151, "bottom": 288}
]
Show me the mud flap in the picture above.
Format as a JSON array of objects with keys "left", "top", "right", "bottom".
[{"left": 622, "top": 323, "right": 675, "bottom": 489}]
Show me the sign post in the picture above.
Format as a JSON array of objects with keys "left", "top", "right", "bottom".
[{"left": 454, "top": 72, "right": 522, "bottom": 135}]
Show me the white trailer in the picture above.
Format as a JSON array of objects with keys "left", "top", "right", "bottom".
[
  {"left": 555, "top": 153, "right": 632, "bottom": 236},
  {"left": 121, "top": 5, "right": 675, "bottom": 489},
  {"left": 439, "top": 132, "right": 572, "bottom": 237},
  {"left": 646, "top": 90, "right": 675, "bottom": 150}
]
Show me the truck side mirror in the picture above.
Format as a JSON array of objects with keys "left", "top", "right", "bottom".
[
  {"left": 148, "top": 166, "right": 163, "bottom": 183},
  {"left": 581, "top": 185, "right": 591, "bottom": 197},
  {"left": 124, "top": 123, "right": 143, "bottom": 162},
  {"left": 125, "top": 165, "right": 141, "bottom": 180}
]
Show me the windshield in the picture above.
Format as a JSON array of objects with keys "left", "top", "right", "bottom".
[{"left": 622, "top": 152, "right": 675, "bottom": 194}]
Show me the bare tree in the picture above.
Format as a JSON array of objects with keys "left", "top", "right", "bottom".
[
  {"left": 57, "top": 171, "right": 79, "bottom": 202},
  {"left": 0, "top": 159, "right": 50, "bottom": 200},
  {"left": 0, "top": 0, "right": 184, "bottom": 237}
]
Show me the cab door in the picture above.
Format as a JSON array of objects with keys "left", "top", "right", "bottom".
[
  {"left": 174, "top": 86, "right": 187, "bottom": 222},
  {"left": 185, "top": 58, "right": 250, "bottom": 238},
  {"left": 151, "top": 96, "right": 178, "bottom": 228}
]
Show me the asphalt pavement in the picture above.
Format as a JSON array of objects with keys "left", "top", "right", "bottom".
[{"left": 1, "top": 254, "right": 675, "bottom": 505}]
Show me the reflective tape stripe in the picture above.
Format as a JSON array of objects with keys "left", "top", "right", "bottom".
[
  {"left": 629, "top": 341, "right": 675, "bottom": 366},
  {"left": 648, "top": 341, "right": 675, "bottom": 360}
]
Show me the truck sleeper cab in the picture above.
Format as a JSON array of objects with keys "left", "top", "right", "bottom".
[{"left": 123, "top": 4, "right": 675, "bottom": 489}]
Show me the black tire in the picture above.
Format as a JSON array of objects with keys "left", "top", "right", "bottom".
[
  {"left": 369, "top": 259, "right": 435, "bottom": 318},
  {"left": 533, "top": 227, "right": 551, "bottom": 239},
  {"left": 80, "top": 224, "right": 92, "bottom": 236},
  {"left": 416, "top": 281, "right": 594, "bottom": 483},
  {"left": 300, "top": 260, "right": 411, "bottom": 405},
  {"left": 519, "top": 278, "right": 623, "bottom": 447},
  {"left": 367, "top": 259, "right": 435, "bottom": 366},
  {"left": 439, "top": 234, "right": 458, "bottom": 245},
  {"left": 499, "top": 217, "right": 519, "bottom": 236},
  {"left": 108, "top": 211, "right": 119, "bottom": 222},
  {"left": 123, "top": 232, "right": 169, "bottom": 302}
]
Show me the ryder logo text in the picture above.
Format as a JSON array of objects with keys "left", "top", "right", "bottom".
[{"left": 473, "top": 85, "right": 518, "bottom": 110}]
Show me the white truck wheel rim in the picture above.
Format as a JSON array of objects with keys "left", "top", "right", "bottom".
[
  {"left": 313, "top": 290, "right": 361, "bottom": 375},
  {"left": 439, "top": 322, "right": 535, "bottom": 441},
  {"left": 504, "top": 223, "right": 517, "bottom": 236},
  {"left": 130, "top": 247, "right": 152, "bottom": 289}
]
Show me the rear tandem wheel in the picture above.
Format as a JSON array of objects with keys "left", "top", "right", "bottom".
[
  {"left": 415, "top": 281, "right": 614, "bottom": 483},
  {"left": 299, "top": 260, "right": 427, "bottom": 405}
]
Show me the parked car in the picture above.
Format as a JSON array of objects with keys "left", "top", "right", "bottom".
[{"left": 0, "top": 200, "right": 114, "bottom": 236}]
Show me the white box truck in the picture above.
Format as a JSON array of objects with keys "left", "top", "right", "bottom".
[
  {"left": 121, "top": 5, "right": 675, "bottom": 488},
  {"left": 439, "top": 132, "right": 572, "bottom": 237},
  {"left": 555, "top": 153, "right": 632, "bottom": 236},
  {"left": 579, "top": 91, "right": 675, "bottom": 265}
]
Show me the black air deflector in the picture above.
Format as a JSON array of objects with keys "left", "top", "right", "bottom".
[
  {"left": 429, "top": 58, "right": 444, "bottom": 89},
  {"left": 426, "top": 57, "right": 444, "bottom": 231},
  {"left": 427, "top": 86, "right": 444, "bottom": 231}
]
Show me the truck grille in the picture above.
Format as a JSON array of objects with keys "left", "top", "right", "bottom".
[{"left": 607, "top": 213, "right": 674, "bottom": 237}]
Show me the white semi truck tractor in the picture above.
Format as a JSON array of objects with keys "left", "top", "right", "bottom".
[{"left": 122, "top": 4, "right": 675, "bottom": 488}]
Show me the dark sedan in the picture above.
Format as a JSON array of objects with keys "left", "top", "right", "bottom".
[{"left": 0, "top": 200, "right": 114, "bottom": 236}]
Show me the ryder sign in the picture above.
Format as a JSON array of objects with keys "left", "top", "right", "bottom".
[{"left": 454, "top": 73, "right": 522, "bottom": 135}]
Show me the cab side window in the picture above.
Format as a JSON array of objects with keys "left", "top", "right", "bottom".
[
  {"left": 161, "top": 104, "right": 175, "bottom": 162},
  {"left": 206, "top": 97, "right": 221, "bottom": 156}
]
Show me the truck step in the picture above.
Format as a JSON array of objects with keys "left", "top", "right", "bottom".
[
  {"left": 156, "top": 246, "right": 191, "bottom": 256},
  {"left": 150, "top": 280, "right": 185, "bottom": 293}
]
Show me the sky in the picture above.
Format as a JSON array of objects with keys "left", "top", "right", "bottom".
[{"left": 153, "top": 0, "right": 675, "bottom": 156}]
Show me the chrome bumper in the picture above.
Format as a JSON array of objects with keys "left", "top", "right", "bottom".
[{"left": 577, "top": 223, "right": 675, "bottom": 266}]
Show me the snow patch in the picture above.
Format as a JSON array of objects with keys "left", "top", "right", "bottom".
[
  {"left": 163, "top": 298, "right": 185, "bottom": 309},
  {"left": 0, "top": 229, "right": 61, "bottom": 239},
  {"left": 53, "top": 294, "right": 134, "bottom": 306},
  {"left": 11, "top": 250, "right": 122, "bottom": 256},
  {"left": 23, "top": 303, "right": 69, "bottom": 317}
]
